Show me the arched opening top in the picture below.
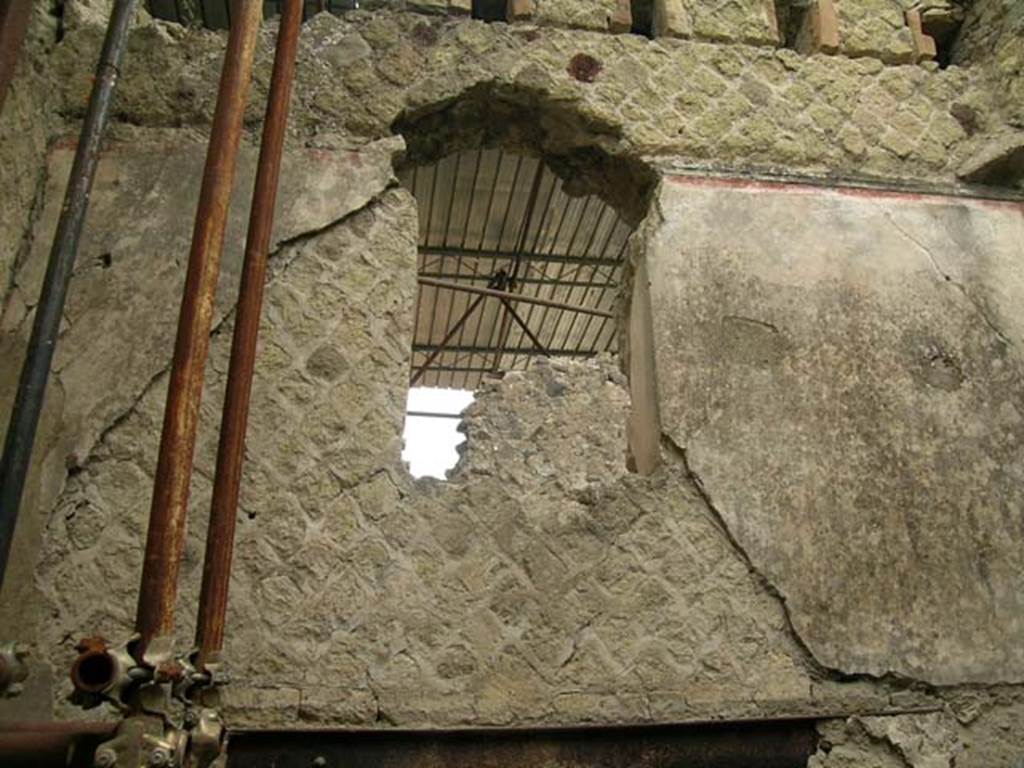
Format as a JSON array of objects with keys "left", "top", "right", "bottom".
[
  {"left": 394, "top": 83, "right": 660, "bottom": 477},
  {"left": 400, "top": 148, "right": 631, "bottom": 391}
]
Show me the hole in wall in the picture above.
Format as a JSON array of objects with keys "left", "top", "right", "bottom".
[
  {"left": 472, "top": 0, "right": 507, "bottom": 22},
  {"left": 399, "top": 148, "right": 631, "bottom": 390},
  {"left": 392, "top": 82, "right": 660, "bottom": 477},
  {"left": 921, "top": 9, "right": 965, "bottom": 69},
  {"left": 402, "top": 388, "right": 474, "bottom": 479},
  {"left": 630, "top": 0, "right": 654, "bottom": 37},
  {"left": 398, "top": 148, "right": 634, "bottom": 479},
  {"left": 773, "top": 0, "right": 813, "bottom": 50}
]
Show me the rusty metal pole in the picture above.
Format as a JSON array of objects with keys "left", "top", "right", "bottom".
[
  {"left": 0, "top": 0, "right": 137, "bottom": 590},
  {"left": 0, "top": 0, "right": 33, "bottom": 118},
  {"left": 194, "top": 0, "right": 303, "bottom": 672},
  {"left": 134, "top": 0, "right": 262, "bottom": 660},
  {"left": 411, "top": 295, "right": 487, "bottom": 387}
]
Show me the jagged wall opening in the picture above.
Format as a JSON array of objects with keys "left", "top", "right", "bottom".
[
  {"left": 772, "top": 0, "right": 812, "bottom": 51},
  {"left": 392, "top": 83, "right": 661, "bottom": 476},
  {"left": 920, "top": 2, "right": 966, "bottom": 69},
  {"left": 392, "top": 82, "right": 657, "bottom": 227},
  {"left": 630, "top": 0, "right": 654, "bottom": 37},
  {"left": 471, "top": 0, "right": 508, "bottom": 22}
]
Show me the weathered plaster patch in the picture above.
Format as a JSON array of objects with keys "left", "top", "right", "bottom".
[{"left": 647, "top": 176, "right": 1024, "bottom": 685}]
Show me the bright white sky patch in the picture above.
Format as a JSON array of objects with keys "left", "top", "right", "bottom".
[{"left": 402, "top": 388, "right": 475, "bottom": 479}]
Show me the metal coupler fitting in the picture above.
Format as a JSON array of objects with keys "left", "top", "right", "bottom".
[
  {"left": 0, "top": 641, "right": 29, "bottom": 697},
  {"left": 70, "top": 636, "right": 142, "bottom": 707}
]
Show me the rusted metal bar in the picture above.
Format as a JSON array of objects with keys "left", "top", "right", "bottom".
[
  {"left": 488, "top": 161, "right": 546, "bottom": 372},
  {"left": 411, "top": 295, "right": 486, "bottom": 387},
  {"left": 0, "top": 0, "right": 137, "bottom": 590},
  {"left": 413, "top": 343, "right": 590, "bottom": 357},
  {"left": 135, "top": 0, "right": 262, "bottom": 658},
  {"left": 0, "top": 722, "right": 115, "bottom": 768},
  {"left": 558, "top": 219, "right": 626, "bottom": 364},
  {"left": 541, "top": 204, "right": 609, "bottom": 356},
  {"left": 420, "top": 365, "right": 509, "bottom": 375},
  {"left": 419, "top": 277, "right": 615, "bottom": 320},
  {"left": 0, "top": 0, "right": 33, "bottom": 118},
  {"left": 418, "top": 271, "right": 617, "bottom": 289},
  {"left": 435, "top": 152, "right": 469, "bottom": 376},
  {"left": 194, "top": 0, "right": 303, "bottom": 673},
  {"left": 499, "top": 298, "right": 549, "bottom": 357},
  {"left": 455, "top": 150, "right": 516, "bottom": 386},
  {"left": 421, "top": 245, "right": 623, "bottom": 268},
  {"left": 227, "top": 720, "right": 820, "bottom": 768}
]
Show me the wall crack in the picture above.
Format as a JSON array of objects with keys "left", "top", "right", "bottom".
[
  {"left": 659, "top": 431, "right": 948, "bottom": 700},
  {"left": 882, "top": 209, "right": 1012, "bottom": 347},
  {"left": 62, "top": 186, "right": 399, "bottom": 478},
  {"left": 659, "top": 433, "right": 833, "bottom": 677}
]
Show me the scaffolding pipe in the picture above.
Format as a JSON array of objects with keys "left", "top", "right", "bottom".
[
  {"left": 194, "top": 0, "right": 303, "bottom": 673},
  {"left": 0, "top": 721, "right": 115, "bottom": 768},
  {"left": 0, "top": 0, "right": 33, "bottom": 118},
  {"left": 135, "top": 0, "right": 263, "bottom": 658},
  {"left": 0, "top": 0, "right": 137, "bottom": 590}
]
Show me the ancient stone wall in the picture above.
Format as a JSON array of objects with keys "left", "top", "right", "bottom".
[
  {"left": 951, "top": 0, "right": 1024, "bottom": 188},
  {"left": 528, "top": 0, "right": 626, "bottom": 32},
  {"left": 834, "top": 0, "right": 915, "bottom": 63},
  {"left": 1, "top": 3, "right": 1024, "bottom": 766},
  {"left": 44, "top": 10, "right": 996, "bottom": 187}
]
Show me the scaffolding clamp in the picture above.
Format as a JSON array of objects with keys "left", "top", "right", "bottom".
[{"left": 0, "top": 641, "right": 29, "bottom": 697}]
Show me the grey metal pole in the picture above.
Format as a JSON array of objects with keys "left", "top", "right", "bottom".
[{"left": 0, "top": 0, "right": 139, "bottom": 588}]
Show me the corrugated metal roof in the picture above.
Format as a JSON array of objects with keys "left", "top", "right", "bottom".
[{"left": 400, "top": 149, "right": 631, "bottom": 390}]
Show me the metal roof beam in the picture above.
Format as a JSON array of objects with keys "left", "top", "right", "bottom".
[
  {"left": 420, "top": 245, "right": 622, "bottom": 268},
  {"left": 412, "top": 344, "right": 595, "bottom": 357},
  {"left": 419, "top": 277, "right": 615, "bottom": 319},
  {"left": 418, "top": 272, "right": 618, "bottom": 289}
]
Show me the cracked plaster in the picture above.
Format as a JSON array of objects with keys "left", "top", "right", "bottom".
[
  {"left": 646, "top": 175, "right": 1024, "bottom": 686},
  {"left": 0, "top": 3, "right": 1023, "bottom": 763}
]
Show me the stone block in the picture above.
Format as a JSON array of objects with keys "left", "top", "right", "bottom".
[
  {"left": 507, "top": 0, "right": 535, "bottom": 20},
  {"left": 654, "top": 0, "right": 692, "bottom": 38},
  {"left": 608, "top": 0, "right": 632, "bottom": 33},
  {"left": 957, "top": 131, "right": 1024, "bottom": 188},
  {"left": 905, "top": 8, "right": 938, "bottom": 63},
  {"left": 529, "top": 0, "right": 622, "bottom": 31},
  {"left": 694, "top": 0, "right": 779, "bottom": 44},
  {"left": 834, "top": 0, "right": 915, "bottom": 64},
  {"left": 792, "top": 0, "right": 840, "bottom": 55},
  {"left": 408, "top": 0, "right": 449, "bottom": 14}
]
